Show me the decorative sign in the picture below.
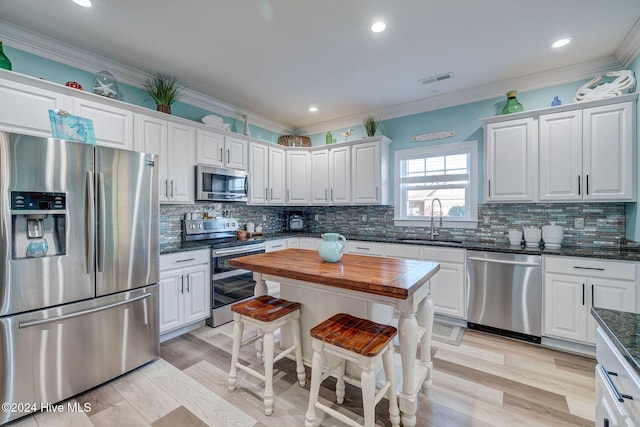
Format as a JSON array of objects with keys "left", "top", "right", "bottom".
[
  {"left": 411, "top": 130, "right": 455, "bottom": 142},
  {"left": 48, "top": 109, "right": 96, "bottom": 145}
]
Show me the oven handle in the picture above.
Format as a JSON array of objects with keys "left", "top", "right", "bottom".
[{"left": 213, "top": 245, "right": 266, "bottom": 256}]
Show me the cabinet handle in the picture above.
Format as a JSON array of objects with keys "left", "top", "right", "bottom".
[
  {"left": 578, "top": 175, "right": 581, "bottom": 195},
  {"left": 604, "top": 418, "right": 609, "bottom": 427},
  {"left": 325, "top": 189, "right": 327, "bottom": 200},
  {"left": 270, "top": 188, "right": 273, "bottom": 199},
  {"left": 219, "top": 147, "right": 223, "bottom": 163},
  {"left": 573, "top": 266, "right": 605, "bottom": 271},
  {"left": 186, "top": 274, "right": 190, "bottom": 293},
  {"left": 175, "top": 258, "right": 196, "bottom": 263},
  {"left": 598, "top": 365, "right": 632, "bottom": 403},
  {"left": 227, "top": 149, "right": 230, "bottom": 164},
  {"left": 376, "top": 186, "right": 378, "bottom": 199},
  {"left": 165, "top": 179, "right": 169, "bottom": 198},
  {"left": 170, "top": 180, "right": 174, "bottom": 197},
  {"left": 356, "top": 246, "right": 370, "bottom": 250},
  {"left": 488, "top": 180, "right": 491, "bottom": 197},
  {"left": 331, "top": 188, "right": 334, "bottom": 201},
  {"left": 287, "top": 189, "right": 290, "bottom": 202},
  {"left": 265, "top": 188, "right": 268, "bottom": 200},
  {"left": 592, "top": 284, "right": 595, "bottom": 307},
  {"left": 586, "top": 175, "right": 589, "bottom": 195},
  {"left": 582, "top": 283, "right": 585, "bottom": 306},
  {"left": 180, "top": 275, "right": 184, "bottom": 294}
]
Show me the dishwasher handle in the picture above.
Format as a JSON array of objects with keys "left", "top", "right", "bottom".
[{"left": 467, "top": 256, "right": 540, "bottom": 267}]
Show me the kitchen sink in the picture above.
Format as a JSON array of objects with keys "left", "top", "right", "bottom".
[{"left": 398, "top": 239, "right": 464, "bottom": 246}]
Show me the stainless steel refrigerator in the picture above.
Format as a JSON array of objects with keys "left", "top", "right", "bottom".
[{"left": 0, "top": 132, "right": 160, "bottom": 424}]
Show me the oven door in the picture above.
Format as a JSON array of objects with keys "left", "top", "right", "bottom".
[{"left": 209, "top": 243, "right": 265, "bottom": 327}]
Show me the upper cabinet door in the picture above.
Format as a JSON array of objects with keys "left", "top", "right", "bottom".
[
  {"left": 329, "top": 145, "right": 351, "bottom": 204},
  {"left": 72, "top": 98, "right": 134, "bottom": 150},
  {"left": 485, "top": 118, "right": 537, "bottom": 202},
  {"left": 0, "top": 79, "right": 71, "bottom": 137},
  {"left": 310, "top": 149, "right": 330, "bottom": 205},
  {"left": 538, "top": 110, "right": 583, "bottom": 201},
  {"left": 286, "top": 150, "right": 310, "bottom": 205},
  {"left": 247, "top": 142, "right": 268, "bottom": 204},
  {"left": 582, "top": 102, "right": 635, "bottom": 201},
  {"left": 135, "top": 114, "right": 170, "bottom": 202},
  {"left": 224, "top": 136, "right": 248, "bottom": 171},
  {"left": 167, "top": 123, "right": 196, "bottom": 203},
  {"left": 352, "top": 141, "right": 383, "bottom": 204},
  {"left": 196, "top": 129, "right": 224, "bottom": 167},
  {"left": 268, "top": 146, "right": 286, "bottom": 204}
]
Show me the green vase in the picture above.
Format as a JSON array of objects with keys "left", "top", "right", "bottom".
[
  {"left": 0, "top": 39, "right": 12, "bottom": 71},
  {"left": 502, "top": 91, "right": 523, "bottom": 114},
  {"left": 325, "top": 131, "right": 332, "bottom": 145}
]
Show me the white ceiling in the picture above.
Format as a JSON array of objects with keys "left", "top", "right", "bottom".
[{"left": 1, "top": 0, "right": 639, "bottom": 134}]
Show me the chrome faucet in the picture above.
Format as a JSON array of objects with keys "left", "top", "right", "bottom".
[{"left": 430, "top": 198, "right": 442, "bottom": 240}]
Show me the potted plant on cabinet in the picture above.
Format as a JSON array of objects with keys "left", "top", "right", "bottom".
[
  {"left": 144, "top": 72, "right": 185, "bottom": 114},
  {"left": 363, "top": 115, "right": 380, "bottom": 137}
]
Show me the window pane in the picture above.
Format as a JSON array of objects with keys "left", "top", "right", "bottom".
[{"left": 405, "top": 188, "right": 467, "bottom": 217}]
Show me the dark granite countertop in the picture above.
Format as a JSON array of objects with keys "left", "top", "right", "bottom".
[
  {"left": 591, "top": 308, "right": 640, "bottom": 378},
  {"left": 160, "top": 232, "right": 640, "bottom": 261}
]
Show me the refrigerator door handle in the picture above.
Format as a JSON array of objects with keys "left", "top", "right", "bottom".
[
  {"left": 18, "top": 293, "right": 152, "bottom": 328},
  {"left": 85, "top": 171, "right": 95, "bottom": 274},
  {"left": 97, "top": 172, "right": 106, "bottom": 273}
]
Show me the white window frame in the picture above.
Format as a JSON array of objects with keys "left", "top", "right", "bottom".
[{"left": 394, "top": 140, "right": 478, "bottom": 228}]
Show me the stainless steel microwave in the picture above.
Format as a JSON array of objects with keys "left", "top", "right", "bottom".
[{"left": 195, "top": 165, "right": 248, "bottom": 202}]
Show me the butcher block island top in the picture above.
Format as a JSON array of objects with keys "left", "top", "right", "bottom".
[{"left": 229, "top": 248, "right": 440, "bottom": 299}]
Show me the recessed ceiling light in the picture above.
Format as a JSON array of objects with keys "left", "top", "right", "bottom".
[
  {"left": 371, "top": 21, "right": 386, "bottom": 33},
  {"left": 308, "top": 106, "right": 318, "bottom": 112},
  {"left": 73, "top": 0, "right": 92, "bottom": 7},
  {"left": 551, "top": 37, "right": 572, "bottom": 48}
]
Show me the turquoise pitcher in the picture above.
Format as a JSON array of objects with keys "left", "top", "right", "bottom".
[{"left": 318, "top": 233, "right": 346, "bottom": 262}]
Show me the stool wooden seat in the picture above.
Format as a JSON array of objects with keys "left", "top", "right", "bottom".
[
  {"left": 305, "top": 313, "right": 400, "bottom": 427},
  {"left": 228, "top": 295, "right": 305, "bottom": 416}
]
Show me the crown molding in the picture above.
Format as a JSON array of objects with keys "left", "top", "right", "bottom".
[
  {"left": 616, "top": 17, "right": 640, "bottom": 68},
  {"left": 297, "top": 56, "right": 623, "bottom": 135},
  {"left": 0, "top": 20, "right": 294, "bottom": 135}
]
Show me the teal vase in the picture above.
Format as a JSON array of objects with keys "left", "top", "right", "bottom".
[
  {"left": 0, "top": 39, "right": 12, "bottom": 71},
  {"left": 502, "top": 91, "right": 523, "bottom": 114}
]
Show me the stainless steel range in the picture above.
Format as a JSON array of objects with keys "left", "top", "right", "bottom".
[{"left": 183, "top": 219, "right": 265, "bottom": 327}]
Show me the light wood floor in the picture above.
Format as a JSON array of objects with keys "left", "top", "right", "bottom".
[{"left": 6, "top": 323, "right": 596, "bottom": 427}]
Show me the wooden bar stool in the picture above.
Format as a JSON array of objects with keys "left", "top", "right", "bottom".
[
  {"left": 227, "top": 295, "right": 306, "bottom": 416},
  {"left": 305, "top": 313, "right": 400, "bottom": 427}
]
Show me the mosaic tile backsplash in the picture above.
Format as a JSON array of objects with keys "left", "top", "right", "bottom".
[{"left": 160, "top": 202, "right": 628, "bottom": 248}]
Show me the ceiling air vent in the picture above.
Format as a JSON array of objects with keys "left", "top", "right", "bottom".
[{"left": 420, "top": 72, "right": 453, "bottom": 85}]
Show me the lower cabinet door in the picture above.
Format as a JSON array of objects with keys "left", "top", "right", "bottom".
[
  {"left": 159, "top": 268, "right": 184, "bottom": 333},
  {"left": 543, "top": 273, "right": 588, "bottom": 342},
  {"left": 431, "top": 262, "right": 466, "bottom": 319},
  {"left": 183, "top": 265, "right": 209, "bottom": 324}
]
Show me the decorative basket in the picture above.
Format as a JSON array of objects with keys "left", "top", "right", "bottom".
[{"left": 278, "top": 135, "right": 312, "bottom": 147}]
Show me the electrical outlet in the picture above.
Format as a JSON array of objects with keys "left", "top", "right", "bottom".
[
  {"left": 483, "top": 216, "right": 490, "bottom": 225},
  {"left": 262, "top": 215, "right": 266, "bottom": 221},
  {"left": 314, "top": 214, "right": 319, "bottom": 221},
  {"left": 361, "top": 215, "right": 367, "bottom": 222},
  {"left": 574, "top": 217, "right": 585, "bottom": 229}
]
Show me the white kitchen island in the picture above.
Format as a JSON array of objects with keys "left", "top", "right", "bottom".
[{"left": 230, "top": 248, "right": 440, "bottom": 427}]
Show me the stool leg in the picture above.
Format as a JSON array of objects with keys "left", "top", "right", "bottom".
[
  {"left": 335, "top": 357, "right": 346, "bottom": 404},
  {"left": 291, "top": 313, "right": 306, "bottom": 387},
  {"left": 263, "top": 328, "right": 275, "bottom": 416},
  {"left": 360, "top": 361, "right": 376, "bottom": 427},
  {"left": 305, "top": 343, "right": 324, "bottom": 427},
  {"left": 228, "top": 317, "right": 244, "bottom": 392},
  {"left": 382, "top": 342, "right": 400, "bottom": 427}
]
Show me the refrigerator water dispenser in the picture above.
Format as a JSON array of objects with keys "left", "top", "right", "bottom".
[{"left": 10, "top": 191, "right": 67, "bottom": 259}]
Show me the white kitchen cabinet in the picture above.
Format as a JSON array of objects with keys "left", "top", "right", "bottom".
[
  {"left": 484, "top": 117, "right": 537, "bottom": 202},
  {"left": 351, "top": 138, "right": 389, "bottom": 204},
  {"left": 159, "top": 250, "right": 210, "bottom": 335},
  {"left": 248, "top": 142, "right": 285, "bottom": 204},
  {"left": 135, "top": 114, "right": 195, "bottom": 203},
  {"left": 539, "top": 102, "right": 635, "bottom": 202},
  {"left": 596, "top": 327, "right": 640, "bottom": 426},
  {"left": 196, "top": 130, "right": 247, "bottom": 170},
  {"left": 383, "top": 244, "right": 421, "bottom": 259},
  {"left": 0, "top": 78, "right": 71, "bottom": 136},
  {"left": 310, "top": 149, "right": 330, "bottom": 204},
  {"left": 329, "top": 145, "right": 351, "bottom": 204},
  {"left": 287, "top": 150, "right": 310, "bottom": 205},
  {"left": 345, "top": 240, "right": 383, "bottom": 256},
  {"left": 422, "top": 246, "right": 466, "bottom": 319},
  {"left": 299, "top": 237, "right": 321, "bottom": 250},
  {"left": 72, "top": 97, "right": 134, "bottom": 150},
  {"left": 582, "top": 102, "right": 635, "bottom": 201},
  {"left": 543, "top": 256, "right": 637, "bottom": 344}
]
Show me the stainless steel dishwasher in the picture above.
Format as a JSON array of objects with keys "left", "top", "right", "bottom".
[{"left": 466, "top": 250, "right": 542, "bottom": 343}]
